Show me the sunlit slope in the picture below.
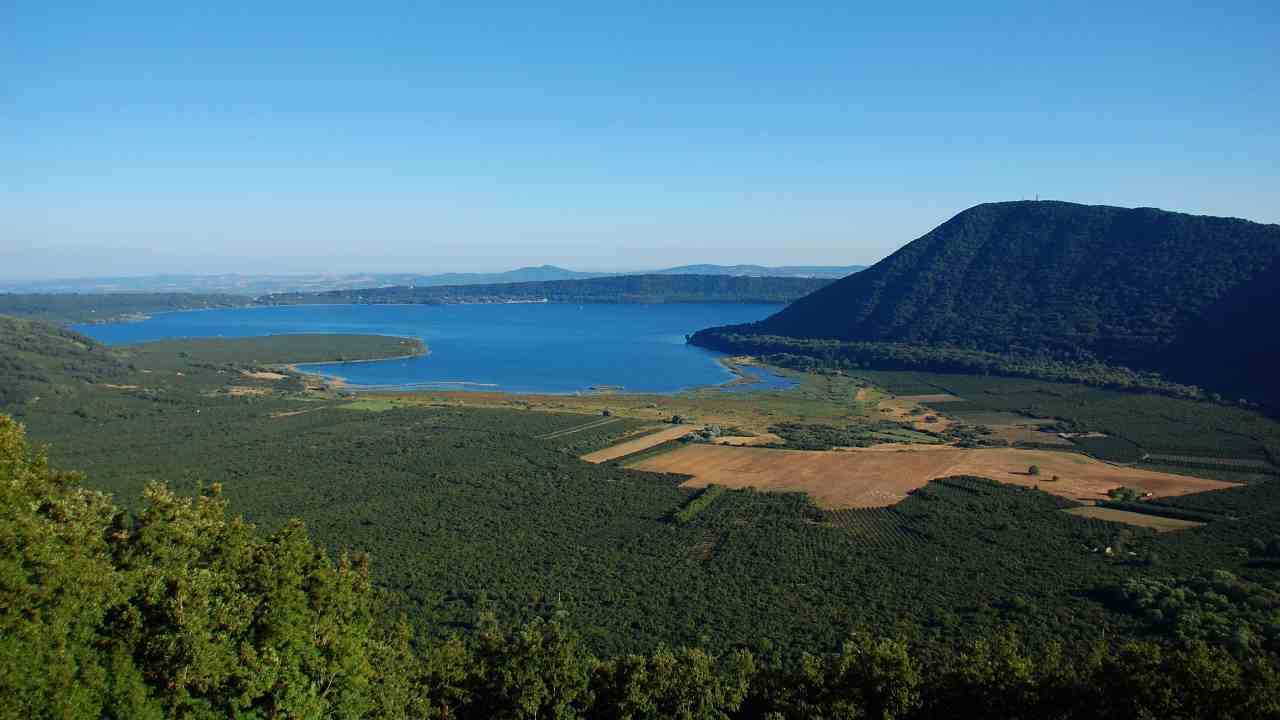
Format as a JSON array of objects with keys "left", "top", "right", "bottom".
[{"left": 693, "top": 201, "right": 1280, "bottom": 400}]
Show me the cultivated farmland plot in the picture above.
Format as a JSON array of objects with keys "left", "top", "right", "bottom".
[
  {"left": 1064, "top": 506, "right": 1206, "bottom": 532},
  {"left": 580, "top": 425, "right": 703, "bottom": 463},
  {"left": 629, "top": 444, "right": 1237, "bottom": 508}
]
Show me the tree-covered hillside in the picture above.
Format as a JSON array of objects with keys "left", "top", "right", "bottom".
[
  {"left": 0, "top": 292, "right": 251, "bottom": 324},
  {"left": 1158, "top": 260, "right": 1280, "bottom": 406},
  {"left": 0, "top": 316, "right": 126, "bottom": 406},
  {"left": 692, "top": 201, "right": 1280, "bottom": 403},
  {"left": 265, "top": 274, "right": 830, "bottom": 306}
]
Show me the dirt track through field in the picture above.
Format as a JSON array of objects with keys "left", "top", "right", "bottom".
[
  {"left": 538, "top": 416, "right": 625, "bottom": 440},
  {"left": 581, "top": 425, "right": 701, "bottom": 464},
  {"left": 628, "top": 444, "right": 1237, "bottom": 509}
]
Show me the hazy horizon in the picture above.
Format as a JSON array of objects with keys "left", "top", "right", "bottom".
[
  {"left": 0, "top": 260, "right": 872, "bottom": 285},
  {"left": 6, "top": 2, "right": 1277, "bottom": 281}
]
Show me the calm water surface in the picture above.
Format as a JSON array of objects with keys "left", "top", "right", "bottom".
[{"left": 76, "top": 303, "right": 793, "bottom": 394}]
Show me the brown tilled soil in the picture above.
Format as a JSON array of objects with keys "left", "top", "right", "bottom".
[
  {"left": 1063, "top": 506, "right": 1206, "bottom": 532},
  {"left": 628, "top": 444, "right": 1237, "bottom": 509},
  {"left": 712, "top": 433, "right": 783, "bottom": 447},
  {"left": 940, "top": 449, "right": 1234, "bottom": 502},
  {"left": 580, "top": 425, "right": 701, "bottom": 464}
]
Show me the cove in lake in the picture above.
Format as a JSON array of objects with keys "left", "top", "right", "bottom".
[{"left": 75, "top": 303, "right": 796, "bottom": 395}]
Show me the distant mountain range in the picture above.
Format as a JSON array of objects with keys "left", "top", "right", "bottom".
[
  {"left": 692, "top": 201, "right": 1280, "bottom": 406},
  {"left": 1, "top": 264, "right": 865, "bottom": 296},
  {"left": 264, "top": 274, "right": 833, "bottom": 306}
]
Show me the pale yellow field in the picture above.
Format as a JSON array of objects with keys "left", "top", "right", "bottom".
[
  {"left": 1064, "top": 506, "right": 1206, "bottom": 532},
  {"left": 628, "top": 444, "right": 1237, "bottom": 509},
  {"left": 580, "top": 425, "right": 702, "bottom": 464}
]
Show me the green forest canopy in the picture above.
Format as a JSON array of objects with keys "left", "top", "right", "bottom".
[
  {"left": 5, "top": 415, "right": 1280, "bottom": 719},
  {"left": 692, "top": 201, "right": 1280, "bottom": 406}
]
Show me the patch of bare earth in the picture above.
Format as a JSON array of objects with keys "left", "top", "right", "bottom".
[
  {"left": 100, "top": 384, "right": 140, "bottom": 390},
  {"left": 940, "top": 449, "right": 1234, "bottom": 502},
  {"left": 271, "top": 406, "right": 330, "bottom": 418},
  {"left": 539, "top": 416, "right": 625, "bottom": 440},
  {"left": 226, "top": 386, "right": 273, "bottom": 397},
  {"left": 580, "top": 425, "right": 702, "bottom": 464},
  {"left": 628, "top": 444, "right": 1236, "bottom": 509},
  {"left": 241, "top": 370, "right": 288, "bottom": 381},
  {"left": 713, "top": 433, "right": 783, "bottom": 446},
  {"left": 986, "top": 424, "right": 1074, "bottom": 446},
  {"left": 630, "top": 444, "right": 968, "bottom": 508},
  {"left": 1064, "top": 506, "right": 1205, "bottom": 532},
  {"left": 877, "top": 397, "right": 956, "bottom": 432}
]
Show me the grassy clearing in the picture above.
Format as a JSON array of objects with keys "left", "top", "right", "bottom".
[
  {"left": 369, "top": 362, "right": 879, "bottom": 436},
  {"left": 672, "top": 485, "right": 726, "bottom": 523},
  {"left": 340, "top": 399, "right": 403, "bottom": 412}
]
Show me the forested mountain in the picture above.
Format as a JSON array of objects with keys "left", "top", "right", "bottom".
[
  {"left": 265, "top": 274, "right": 832, "bottom": 305},
  {"left": 1159, "top": 260, "right": 1280, "bottom": 404},
  {"left": 0, "top": 292, "right": 251, "bottom": 324},
  {"left": 692, "top": 201, "right": 1280, "bottom": 403}
]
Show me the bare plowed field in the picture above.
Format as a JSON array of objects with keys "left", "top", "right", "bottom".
[
  {"left": 581, "top": 425, "right": 700, "bottom": 463},
  {"left": 1064, "top": 506, "right": 1206, "bottom": 532},
  {"left": 712, "top": 433, "right": 783, "bottom": 446},
  {"left": 939, "top": 449, "right": 1234, "bottom": 502},
  {"left": 629, "top": 445, "right": 1236, "bottom": 509}
]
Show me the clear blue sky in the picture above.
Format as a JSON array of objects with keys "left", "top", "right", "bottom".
[{"left": 4, "top": 1, "right": 1277, "bottom": 280}]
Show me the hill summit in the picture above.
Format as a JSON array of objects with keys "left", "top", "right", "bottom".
[{"left": 692, "top": 201, "right": 1280, "bottom": 402}]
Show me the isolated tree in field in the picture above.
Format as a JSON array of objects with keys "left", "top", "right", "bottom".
[{"left": 1028, "top": 465, "right": 1041, "bottom": 476}]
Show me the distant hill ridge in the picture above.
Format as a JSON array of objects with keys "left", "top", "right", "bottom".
[
  {"left": 263, "top": 273, "right": 834, "bottom": 306},
  {"left": 3, "top": 264, "right": 864, "bottom": 296},
  {"left": 692, "top": 201, "right": 1280, "bottom": 404}
]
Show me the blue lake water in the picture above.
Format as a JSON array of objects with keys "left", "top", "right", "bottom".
[{"left": 75, "top": 303, "right": 795, "bottom": 394}]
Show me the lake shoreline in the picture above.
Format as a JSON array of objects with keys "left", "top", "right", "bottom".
[{"left": 288, "top": 340, "right": 430, "bottom": 390}]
